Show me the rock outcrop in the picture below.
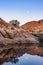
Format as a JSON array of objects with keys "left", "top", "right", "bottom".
[
  {"left": 21, "top": 19, "right": 43, "bottom": 46},
  {"left": 21, "top": 19, "right": 43, "bottom": 33},
  {"left": 0, "top": 18, "right": 39, "bottom": 44},
  {"left": 0, "top": 18, "right": 43, "bottom": 64}
]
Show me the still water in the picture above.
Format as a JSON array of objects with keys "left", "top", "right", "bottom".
[{"left": 2, "top": 53, "right": 43, "bottom": 65}]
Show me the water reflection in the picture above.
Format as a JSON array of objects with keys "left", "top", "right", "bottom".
[
  {"left": 11, "top": 58, "right": 19, "bottom": 64},
  {"left": 0, "top": 46, "right": 43, "bottom": 65},
  {"left": 2, "top": 53, "right": 43, "bottom": 65}
]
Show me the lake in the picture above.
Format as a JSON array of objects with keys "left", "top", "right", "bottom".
[{"left": 2, "top": 53, "right": 43, "bottom": 65}]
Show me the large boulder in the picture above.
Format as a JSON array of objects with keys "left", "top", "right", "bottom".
[{"left": 0, "top": 30, "right": 39, "bottom": 46}]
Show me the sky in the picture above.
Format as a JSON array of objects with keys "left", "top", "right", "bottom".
[{"left": 0, "top": 0, "right": 43, "bottom": 25}]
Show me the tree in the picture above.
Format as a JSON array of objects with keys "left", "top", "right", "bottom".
[{"left": 10, "top": 20, "right": 20, "bottom": 27}]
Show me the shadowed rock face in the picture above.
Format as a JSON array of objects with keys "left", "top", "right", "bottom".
[{"left": 32, "top": 34, "right": 43, "bottom": 46}]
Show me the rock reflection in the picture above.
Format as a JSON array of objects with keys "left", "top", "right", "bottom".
[{"left": 0, "top": 46, "right": 43, "bottom": 65}]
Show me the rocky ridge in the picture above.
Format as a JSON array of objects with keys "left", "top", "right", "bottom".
[{"left": 21, "top": 19, "right": 43, "bottom": 33}]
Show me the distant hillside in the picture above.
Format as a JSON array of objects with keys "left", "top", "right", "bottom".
[{"left": 21, "top": 19, "right": 43, "bottom": 34}]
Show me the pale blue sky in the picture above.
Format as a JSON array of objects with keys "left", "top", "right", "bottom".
[{"left": 0, "top": 0, "right": 43, "bottom": 25}]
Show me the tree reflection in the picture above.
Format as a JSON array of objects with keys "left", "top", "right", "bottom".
[{"left": 11, "top": 58, "right": 19, "bottom": 64}]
